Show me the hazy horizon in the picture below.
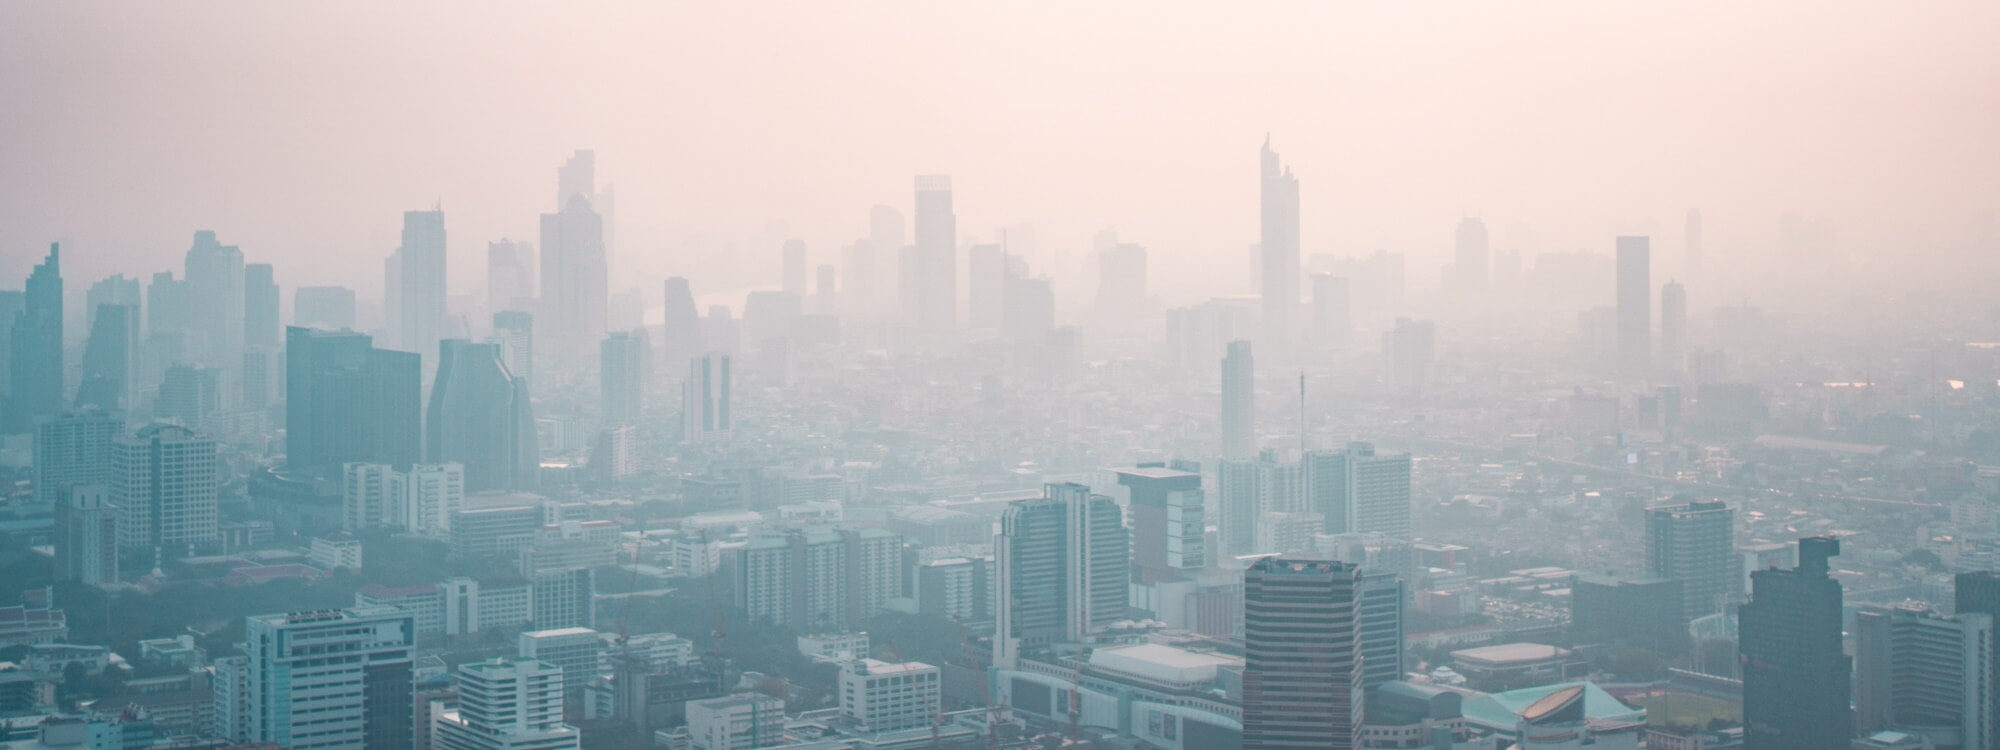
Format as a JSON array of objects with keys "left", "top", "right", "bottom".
[{"left": 4, "top": 1, "right": 1997, "bottom": 305}]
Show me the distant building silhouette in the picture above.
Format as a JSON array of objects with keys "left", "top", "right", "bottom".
[
  {"left": 1740, "top": 536, "right": 1850, "bottom": 749},
  {"left": 540, "top": 167, "right": 607, "bottom": 365},
  {"left": 1259, "top": 137, "right": 1300, "bottom": 351},
  {"left": 285, "top": 326, "right": 421, "bottom": 478},
  {"left": 966, "top": 242, "right": 1006, "bottom": 331},
  {"left": 427, "top": 340, "right": 537, "bottom": 493},
  {"left": 1221, "top": 340, "right": 1255, "bottom": 460},
  {"left": 33, "top": 409, "right": 124, "bottom": 507},
  {"left": 397, "top": 209, "right": 448, "bottom": 363},
  {"left": 1445, "top": 217, "right": 1489, "bottom": 298},
  {"left": 600, "top": 331, "right": 648, "bottom": 427},
  {"left": 76, "top": 302, "right": 138, "bottom": 412},
  {"left": 1616, "top": 236, "right": 1651, "bottom": 377},
  {"left": 6, "top": 243, "right": 62, "bottom": 433},
  {"left": 293, "top": 286, "right": 356, "bottom": 330},
  {"left": 183, "top": 231, "right": 244, "bottom": 371},
  {"left": 1660, "top": 280, "right": 1687, "bottom": 379},
  {"left": 1309, "top": 273, "right": 1350, "bottom": 349},
  {"left": 487, "top": 238, "right": 535, "bottom": 313},
  {"left": 681, "top": 353, "right": 730, "bottom": 444},
  {"left": 662, "top": 277, "right": 701, "bottom": 371},
  {"left": 782, "top": 238, "right": 808, "bottom": 296},
  {"left": 909, "top": 175, "right": 957, "bottom": 332}
]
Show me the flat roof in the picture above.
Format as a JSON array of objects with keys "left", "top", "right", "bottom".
[
  {"left": 1452, "top": 642, "right": 1569, "bottom": 665},
  {"left": 1089, "top": 643, "right": 1240, "bottom": 685},
  {"left": 1115, "top": 466, "right": 1200, "bottom": 480}
]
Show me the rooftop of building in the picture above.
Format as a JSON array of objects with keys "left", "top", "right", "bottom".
[
  {"left": 521, "top": 627, "right": 600, "bottom": 639},
  {"left": 1453, "top": 681, "right": 1642, "bottom": 732},
  {"left": 1087, "top": 643, "right": 1240, "bottom": 687},
  {"left": 844, "top": 658, "right": 937, "bottom": 676},
  {"left": 1450, "top": 642, "right": 1571, "bottom": 665},
  {"left": 1114, "top": 466, "right": 1200, "bottom": 480}
]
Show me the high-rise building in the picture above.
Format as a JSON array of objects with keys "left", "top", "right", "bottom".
[
  {"left": 539, "top": 191, "right": 607, "bottom": 365},
  {"left": 1303, "top": 442, "right": 1413, "bottom": 538},
  {"left": 84, "top": 273, "right": 141, "bottom": 330},
  {"left": 6, "top": 243, "right": 62, "bottom": 433},
  {"left": 1002, "top": 276, "right": 1053, "bottom": 346},
  {"left": 75, "top": 302, "right": 137, "bottom": 412},
  {"left": 684, "top": 693, "right": 785, "bottom": 750},
  {"left": 1218, "top": 455, "right": 1303, "bottom": 558},
  {"left": 434, "top": 657, "right": 580, "bottom": 750},
  {"left": 1221, "top": 340, "right": 1255, "bottom": 460},
  {"left": 285, "top": 326, "right": 422, "bottom": 477},
  {"left": 428, "top": 340, "right": 537, "bottom": 493},
  {"left": 1356, "top": 570, "right": 1405, "bottom": 693},
  {"left": 727, "top": 527, "right": 902, "bottom": 633},
  {"left": 556, "top": 149, "right": 595, "bottom": 209},
  {"left": 492, "top": 311, "right": 534, "bottom": 390},
  {"left": 839, "top": 659, "right": 940, "bottom": 732},
  {"left": 243, "top": 262, "right": 279, "bottom": 350},
  {"left": 0, "top": 291, "right": 19, "bottom": 403},
  {"left": 33, "top": 409, "right": 124, "bottom": 507},
  {"left": 1309, "top": 273, "right": 1350, "bottom": 349},
  {"left": 487, "top": 239, "right": 535, "bottom": 314},
  {"left": 600, "top": 331, "right": 647, "bottom": 427},
  {"left": 342, "top": 462, "right": 396, "bottom": 531},
  {"left": 1383, "top": 318, "right": 1436, "bottom": 402},
  {"left": 236, "top": 607, "right": 415, "bottom": 749},
  {"left": 294, "top": 286, "right": 357, "bottom": 330},
  {"left": 910, "top": 175, "right": 956, "bottom": 331},
  {"left": 1660, "top": 281, "right": 1687, "bottom": 378},
  {"left": 1739, "top": 536, "right": 1850, "bottom": 750},
  {"left": 1954, "top": 570, "right": 2000, "bottom": 741},
  {"left": 1241, "top": 557, "right": 1364, "bottom": 750},
  {"left": 681, "top": 353, "right": 731, "bottom": 443},
  {"left": 183, "top": 232, "right": 245, "bottom": 371},
  {"left": 157, "top": 363, "right": 222, "bottom": 430},
  {"left": 812, "top": 263, "right": 837, "bottom": 316},
  {"left": 1853, "top": 605, "right": 1992, "bottom": 749},
  {"left": 993, "top": 483, "right": 1129, "bottom": 668},
  {"left": 662, "top": 278, "right": 701, "bottom": 370},
  {"left": 529, "top": 568, "right": 595, "bottom": 631},
  {"left": 1645, "top": 500, "right": 1739, "bottom": 622},
  {"left": 1259, "top": 137, "right": 1301, "bottom": 349},
  {"left": 966, "top": 243, "right": 1006, "bottom": 331},
  {"left": 112, "top": 423, "right": 220, "bottom": 558},
  {"left": 396, "top": 463, "right": 465, "bottom": 537},
  {"left": 1117, "top": 466, "right": 1205, "bottom": 584},
  {"left": 1616, "top": 236, "right": 1651, "bottom": 376},
  {"left": 398, "top": 209, "right": 448, "bottom": 362},
  {"left": 55, "top": 484, "right": 118, "bottom": 586}
]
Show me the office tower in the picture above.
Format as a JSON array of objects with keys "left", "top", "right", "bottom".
[
  {"left": 243, "top": 263, "right": 279, "bottom": 350},
  {"left": 539, "top": 192, "right": 607, "bottom": 364},
  {"left": 844, "top": 527, "right": 904, "bottom": 623},
  {"left": 993, "top": 483, "right": 1129, "bottom": 668},
  {"left": 1304, "top": 442, "right": 1413, "bottom": 538},
  {"left": 1684, "top": 209, "right": 1702, "bottom": 274},
  {"left": 85, "top": 274, "right": 141, "bottom": 327},
  {"left": 397, "top": 209, "right": 448, "bottom": 360},
  {"left": 6, "top": 243, "right": 61, "bottom": 433},
  {"left": 1570, "top": 576, "right": 1687, "bottom": 654},
  {"left": 1854, "top": 605, "right": 1992, "bottom": 749},
  {"left": 600, "top": 331, "right": 646, "bottom": 427},
  {"left": 1660, "top": 281, "right": 1686, "bottom": 377},
  {"left": 1259, "top": 137, "right": 1301, "bottom": 349},
  {"left": 112, "top": 424, "right": 220, "bottom": 557},
  {"left": 529, "top": 568, "right": 595, "bottom": 631},
  {"left": 428, "top": 340, "right": 537, "bottom": 492},
  {"left": 1116, "top": 466, "right": 1205, "bottom": 584},
  {"left": 1356, "top": 570, "right": 1405, "bottom": 692},
  {"left": 557, "top": 149, "right": 595, "bottom": 208},
  {"left": 1447, "top": 217, "right": 1490, "bottom": 298},
  {"left": 517, "top": 628, "right": 603, "bottom": 703},
  {"left": 910, "top": 175, "right": 957, "bottom": 331},
  {"left": 1739, "top": 537, "right": 1850, "bottom": 750},
  {"left": 183, "top": 231, "right": 245, "bottom": 371},
  {"left": 1309, "top": 273, "right": 1350, "bottom": 349},
  {"left": 1956, "top": 571, "right": 2000, "bottom": 741},
  {"left": 780, "top": 238, "right": 807, "bottom": 296},
  {"left": 1645, "top": 500, "right": 1739, "bottom": 622},
  {"left": 1218, "top": 455, "right": 1305, "bottom": 557},
  {"left": 487, "top": 239, "right": 535, "bottom": 313},
  {"left": 1383, "top": 318, "right": 1436, "bottom": 402},
  {"left": 156, "top": 364, "right": 223, "bottom": 430},
  {"left": 342, "top": 462, "right": 395, "bottom": 530},
  {"left": 238, "top": 607, "right": 415, "bottom": 749},
  {"left": 1220, "top": 340, "right": 1255, "bottom": 460},
  {"left": 0, "top": 290, "right": 21, "bottom": 399},
  {"left": 967, "top": 243, "right": 1006, "bottom": 330},
  {"left": 285, "top": 326, "right": 422, "bottom": 477},
  {"left": 434, "top": 658, "right": 580, "bottom": 750},
  {"left": 55, "top": 484, "right": 118, "bottom": 586},
  {"left": 662, "top": 277, "right": 701, "bottom": 370},
  {"left": 1241, "top": 557, "right": 1363, "bottom": 750},
  {"left": 492, "top": 311, "right": 534, "bottom": 389},
  {"left": 397, "top": 463, "right": 465, "bottom": 537},
  {"left": 146, "top": 270, "right": 188, "bottom": 334},
  {"left": 76, "top": 303, "right": 138, "bottom": 411},
  {"left": 685, "top": 694, "right": 785, "bottom": 750},
  {"left": 1095, "top": 242, "right": 1148, "bottom": 330},
  {"left": 33, "top": 409, "right": 124, "bottom": 506},
  {"left": 293, "top": 286, "right": 356, "bottom": 330},
  {"left": 839, "top": 659, "right": 941, "bottom": 732},
  {"left": 1616, "top": 236, "right": 1651, "bottom": 376},
  {"left": 384, "top": 249, "right": 402, "bottom": 342},
  {"left": 681, "top": 353, "right": 731, "bottom": 443}
]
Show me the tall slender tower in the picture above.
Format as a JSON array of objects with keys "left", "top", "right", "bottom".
[
  {"left": 1221, "top": 340, "right": 1255, "bottom": 460},
  {"left": 912, "top": 176, "right": 957, "bottom": 331},
  {"left": 1740, "top": 536, "right": 1850, "bottom": 750},
  {"left": 398, "top": 209, "right": 448, "bottom": 363},
  {"left": 1259, "top": 137, "right": 1300, "bottom": 350},
  {"left": 6, "top": 244, "right": 62, "bottom": 433}
]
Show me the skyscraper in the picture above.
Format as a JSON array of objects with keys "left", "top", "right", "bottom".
[
  {"left": 157, "top": 364, "right": 223, "bottom": 430},
  {"left": 1645, "top": 499, "right": 1739, "bottom": 622},
  {"left": 662, "top": 277, "right": 701, "bottom": 370},
  {"left": 1259, "top": 137, "right": 1300, "bottom": 349},
  {"left": 556, "top": 149, "right": 595, "bottom": 209},
  {"left": 84, "top": 274, "right": 140, "bottom": 329},
  {"left": 1660, "top": 281, "right": 1687, "bottom": 378},
  {"left": 911, "top": 175, "right": 957, "bottom": 331},
  {"left": 600, "top": 331, "right": 647, "bottom": 427},
  {"left": 0, "top": 291, "right": 23, "bottom": 401},
  {"left": 540, "top": 195, "right": 607, "bottom": 364},
  {"left": 1241, "top": 557, "right": 1364, "bottom": 750},
  {"left": 681, "top": 353, "right": 730, "bottom": 444},
  {"left": 1616, "top": 235, "right": 1651, "bottom": 376},
  {"left": 966, "top": 243, "right": 1006, "bottom": 331},
  {"left": 1448, "top": 217, "right": 1489, "bottom": 297},
  {"left": 1954, "top": 570, "right": 2000, "bottom": 742},
  {"left": 238, "top": 607, "right": 416, "bottom": 749},
  {"left": 33, "top": 410, "right": 124, "bottom": 507},
  {"left": 1853, "top": 605, "right": 1992, "bottom": 749},
  {"left": 487, "top": 239, "right": 535, "bottom": 313},
  {"left": 1116, "top": 466, "right": 1205, "bottom": 584},
  {"left": 1221, "top": 340, "right": 1255, "bottom": 460},
  {"left": 112, "top": 423, "right": 220, "bottom": 558},
  {"left": 285, "top": 326, "right": 422, "bottom": 478},
  {"left": 398, "top": 209, "right": 448, "bottom": 361},
  {"left": 75, "top": 302, "right": 138, "bottom": 412},
  {"left": 427, "top": 340, "right": 537, "bottom": 493},
  {"left": 993, "top": 483, "right": 1128, "bottom": 668},
  {"left": 293, "top": 286, "right": 356, "bottom": 330},
  {"left": 6, "top": 243, "right": 62, "bottom": 433},
  {"left": 1356, "top": 570, "right": 1405, "bottom": 692},
  {"left": 433, "top": 658, "right": 580, "bottom": 750},
  {"left": 492, "top": 311, "right": 534, "bottom": 389},
  {"left": 243, "top": 263, "right": 279, "bottom": 349},
  {"left": 1304, "top": 442, "right": 1414, "bottom": 538},
  {"left": 183, "top": 231, "right": 245, "bottom": 370},
  {"left": 55, "top": 484, "right": 117, "bottom": 586},
  {"left": 1740, "top": 536, "right": 1850, "bottom": 750}
]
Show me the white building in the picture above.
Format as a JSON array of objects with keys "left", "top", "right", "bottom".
[
  {"left": 342, "top": 462, "right": 395, "bottom": 530},
  {"left": 112, "top": 424, "right": 220, "bottom": 556},
  {"left": 310, "top": 534, "right": 364, "bottom": 571},
  {"left": 684, "top": 693, "right": 784, "bottom": 750},
  {"left": 518, "top": 627, "right": 603, "bottom": 697},
  {"left": 798, "top": 632, "right": 870, "bottom": 664},
  {"left": 398, "top": 463, "right": 467, "bottom": 537},
  {"left": 234, "top": 607, "right": 416, "bottom": 749},
  {"left": 433, "top": 657, "right": 580, "bottom": 750},
  {"left": 838, "top": 659, "right": 940, "bottom": 732}
]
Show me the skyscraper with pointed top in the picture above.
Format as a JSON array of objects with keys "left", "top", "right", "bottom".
[
  {"left": 541, "top": 155, "right": 607, "bottom": 365},
  {"left": 6, "top": 243, "right": 62, "bottom": 433},
  {"left": 1260, "top": 136, "right": 1300, "bottom": 351}
]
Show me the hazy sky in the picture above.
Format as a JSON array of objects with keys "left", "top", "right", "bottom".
[{"left": 3, "top": 1, "right": 1996, "bottom": 303}]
